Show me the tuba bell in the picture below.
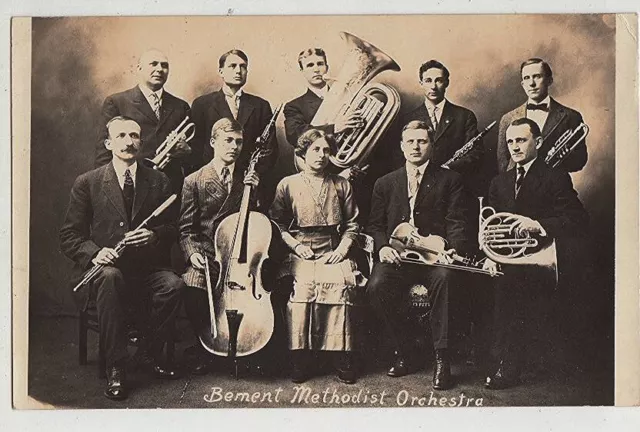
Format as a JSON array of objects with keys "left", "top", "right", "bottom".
[
  {"left": 296, "top": 32, "right": 401, "bottom": 174},
  {"left": 478, "top": 197, "right": 558, "bottom": 287}
]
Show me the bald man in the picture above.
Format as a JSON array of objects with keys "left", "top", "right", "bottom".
[{"left": 95, "top": 49, "right": 192, "bottom": 192}]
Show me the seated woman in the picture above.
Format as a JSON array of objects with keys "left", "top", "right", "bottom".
[{"left": 270, "top": 128, "right": 366, "bottom": 384}]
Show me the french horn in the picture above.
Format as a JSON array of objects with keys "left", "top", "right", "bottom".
[{"left": 478, "top": 197, "right": 558, "bottom": 286}]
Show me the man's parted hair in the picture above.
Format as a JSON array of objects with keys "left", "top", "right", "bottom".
[
  {"left": 418, "top": 59, "right": 450, "bottom": 82},
  {"left": 219, "top": 49, "right": 249, "bottom": 69},
  {"left": 297, "top": 48, "right": 327, "bottom": 70},
  {"left": 401, "top": 120, "right": 435, "bottom": 143},
  {"left": 210, "top": 117, "right": 243, "bottom": 141},
  {"left": 105, "top": 116, "right": 140, "bottom": 138},
  {"left": 295, "top": 128, "right": 337, "bottom": 157},
  {"left": 509, "top": 117, "right": 542, "bottom": 139},
  {"left": 520, "top": 58, "right": 553, "bottom": 83}
]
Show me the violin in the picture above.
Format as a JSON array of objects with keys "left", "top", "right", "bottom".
[
  {"left": 199, "top": 107, "right": 282, "bottom": 364},
  {"left": 389, "top": 222, "right": 502, "bottom": 277}
]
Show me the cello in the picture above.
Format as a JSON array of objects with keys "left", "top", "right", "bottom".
[{"left": 199, "top": 106, "right": 281, "bottom": 368}]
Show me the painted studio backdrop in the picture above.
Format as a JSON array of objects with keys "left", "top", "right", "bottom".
[{"left": 30, "top": 15, "right": 615, "bottom": 339}]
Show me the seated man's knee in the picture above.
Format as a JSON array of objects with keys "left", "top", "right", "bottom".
[{"left": 95, "top": 266, "right": 125, "bottom": 284}]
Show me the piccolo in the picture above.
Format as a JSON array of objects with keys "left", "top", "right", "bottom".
[{"left": 72, "top": 194, "right": 178, "bottom": 292}]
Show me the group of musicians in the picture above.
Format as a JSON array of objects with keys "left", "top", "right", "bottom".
[{"left": 59, "top": 45, "right": 589, "bottom": 401}]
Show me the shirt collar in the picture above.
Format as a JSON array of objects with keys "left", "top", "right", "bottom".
[
  {"left": 112, "top": 160, "right": 137, "bottom": 182},
  {"left": 425, "top": 98, "right": 446, "bottom": 113},
  {"left": 517, "top": 158, "right": 536, "bottom": 175},
  {"left": 211, "top": 158, "right": 235, "bottom": 180},
  {"left": 308, "top": 84, "right": 329, "bottom": 100},
  {"left": 138, "top": 84, "right": 163, "bottom": 101},
  {"left": 406, "top": 160, "right": 430, "bottom": 176},
  {"left": 222, "top": 84, "right": 243, "bottom": 100},
  {"left": 526, "top": 95, "right": 550, "bottom": 108}
]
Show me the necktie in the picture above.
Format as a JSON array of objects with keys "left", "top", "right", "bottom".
[
  {"left": 409, "top": 168, "right": 421, "bottom": 197},
  {"left": 123, "top": 168, "right": 135, "bottom": 222},
  {"left": 430, "top": 106, "right": 439, "bottom": 130},
  {"left": 221, "top": 166, "right": 231, "bottom": 193},
  {"left": 227, "top": 94, "right": 239, "bottom": 119},
  {"left": 515, "top": 166, "right": 526, "bottom": 197},
  {"left": 150, "top": 92, "right": 161, "bottom": 120},
  {"left": 526, "top": 102, "right": 549, "bottom": 112}
]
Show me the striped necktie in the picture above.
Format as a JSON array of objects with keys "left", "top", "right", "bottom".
[
  {"left": 123, "top": 168, "right": 135, "bottom": 222},
  {"left": 150, "top": 92, "right": 161, "bottom": 120},
  {"left": 515, "top": 166, "right": 526, "bottom": 197},
  {"left": 221, "top": 166, "right": 231, "bottom": 193}
]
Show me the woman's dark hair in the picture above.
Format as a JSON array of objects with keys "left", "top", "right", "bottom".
[{"left": 295, "top": 128, "right": 337, "bottom": 158}]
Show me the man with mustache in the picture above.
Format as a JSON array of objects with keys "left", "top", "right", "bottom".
[
  {"left": 366, "top": 120, "right": 473, "bottom": 390},
  {"left": 496, "top": 58, "right": 588, "bottom": 173},
  {"left": 95, "top": 49, "right": 192, "bottom": 193},
  {"left": 179, "top": 117, "right": 263, "bottom": 375},
  {"left": 190, "top": 49, "right": 277, "bottom": 208},
  {"left": 482, "top": 117, "right": 588, "bottom": 389},
  {"left": 61, "top": 117, "right": 185, "bottom": 400}
]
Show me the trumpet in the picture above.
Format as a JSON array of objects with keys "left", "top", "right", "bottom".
[
  {"left": 442, "top": 120, "right": 496, "bottom": 169},
  {"left": 544, "top": 122, "right": 589, "bottom": 169},
  {"left": 72, "top": 194, "right": 178, "bottom": 292},
  {"left": 146, "top": 117, "right": 196, "bottom": 170},
  {"left": 478, "top": 197, "right": 558, "bottom": 285}
]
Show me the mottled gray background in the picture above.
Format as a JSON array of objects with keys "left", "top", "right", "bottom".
[{"left": 30, "top": 15, "right": 615, "bottom": 318}]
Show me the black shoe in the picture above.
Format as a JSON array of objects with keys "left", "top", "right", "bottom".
[
  {"left": 484, "top": 361, "right": 520, "bottom": 390},
  {"left": 291, "top": 350, "right": 310, "bottom": 384},
  {"left": 387, "top": 351, "right": 409, "bottom": 378},
  {"left": 335, "top": 353, "right": 357, "bottom": 384},
  {"left": 432, "top": 349, "right": 452, "bottom": 390},
  {"left": 104, "top": 366, "right": 128, "bottom": 401},
  {"left": 152, "top": 362, "right": 182, "bottom": 379}
]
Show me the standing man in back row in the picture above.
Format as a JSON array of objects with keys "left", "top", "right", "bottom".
[
  {"left": 496, "top": 58, "right": 588, "bottom": 174},
  {"left": 95, "top": 49, "right": 192, "bottom": 193}
]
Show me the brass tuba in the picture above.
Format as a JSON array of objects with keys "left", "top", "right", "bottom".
[
  {"left": 300, "top": 32, "right": 401, "bottom": 173},
  {"left": 478, "top": 197, "right": 558, "bottom": 286}
]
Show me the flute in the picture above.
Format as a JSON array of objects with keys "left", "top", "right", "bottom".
[{"left": 72, "top": 194, "right": 177, "bottom": 292}]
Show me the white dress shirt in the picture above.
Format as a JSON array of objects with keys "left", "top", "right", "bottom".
[
  {"left": 406, "top": 160, "right": 429, "bottom": 225},
  {"left": 222, "top": 85, "right": 243, "bottom": 117},
  {"left": 112, "top": 160, "right": 138, "bottom": 190},
  {"left": 425, "top": 98, "right": 446, "bottom": 128},
  {"left": 138, "top": 84, "right": 163, "bottom": 113},
  {"left": 525, "top": 95, "right": 550, "bottom": 132}
]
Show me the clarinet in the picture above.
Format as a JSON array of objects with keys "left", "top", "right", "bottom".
[
  {"left": 72, "top": 194, "right": 177, "bottom": 292},
  {"left": 442, "top": 120, "right": 497, "bottom": 169}
]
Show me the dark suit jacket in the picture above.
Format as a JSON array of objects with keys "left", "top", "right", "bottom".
[
  {"left": 400, "top": 100, "right": 482, "bottom": 174},
  {"left": 367, "top": 163, "right": 472, "bottom": 256},
  {"left": 60, "top": 163, "right": 178, "bottom": 291},
  {"left": 488, "top": 158, "right": 588, "bottom": 240},
  {"left": 283, "top": 89, "right": 333, "bottom": 147},
  {"left": 497, "top": 98, "right": 588, "bottom": 173},
  {"left": 190, "top": 90, "right": 276, "bottom": 173},
  {"left": 95, "top": 86, "right": 192, "bottom": 187}
]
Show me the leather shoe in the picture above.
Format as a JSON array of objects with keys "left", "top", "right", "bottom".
[
  {"left": 152, "top": 363, "right": 181, "bottom": 379},
  {"left": 291, "top": 350, "right": 310, "bottom": 383},
  {"left": 190, "top": 357, "right": 212, "bottom": 376},
  {"left": 387, "top": 351, "right": 409, "bottom": 377},
  {"left": 484, "top": 361, "right": 520, "bottom": 390},
  {"left": 432, "top": 349, "right": 452, "bottom": 390},
  {"left": 335, "top": 353, "right": 357, "bottom": 384},
  {"left": 104, "top": 366, "right": 128, "bottom": 401}
]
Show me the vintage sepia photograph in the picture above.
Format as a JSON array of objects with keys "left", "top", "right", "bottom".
[{"left": 10, "top": 12, "right": 638, "bottom": 413}]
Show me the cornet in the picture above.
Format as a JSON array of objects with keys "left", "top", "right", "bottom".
[
  {"left": 146, "top": 117, "right": 196, "bottom": 170},
  {"left": 544, "top": 122, "right": 589, "bottom": 169}
]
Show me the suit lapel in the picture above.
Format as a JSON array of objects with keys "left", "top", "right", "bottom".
[
  {"left": 132, "top": 86, "right": 160, "bottom": 124},
  {"left": 541, "top": 98, "right": 567, "bottom": 141},
  {"left": 237, "top": 93, "right": 255, "bottom": 126},
  {"left": 516, "top": 159, "right": 544, "bottom": 206},
  {"left": 131, "top": 165, "right": 150, "bottom": 222},
  {"left": 305, "top": 90, "right": 322, "bottom": 118},
  {"left": 211, "top": 91, "right": 234, "bottom": 120},
  {"left": 434, "top": 101, "right": 453, "bottom": 143},
  {"left": 392, "top": 167, "right": 410, "bottom": 216},
  {"left": 157, "top": 91, "right": 176, "bottom": 130},
  {"left": 102, "top": 164, "right": 128, "bottom": 223},
  {"left": 415, "top": 163, "right": 438, "bottom": 207}
]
